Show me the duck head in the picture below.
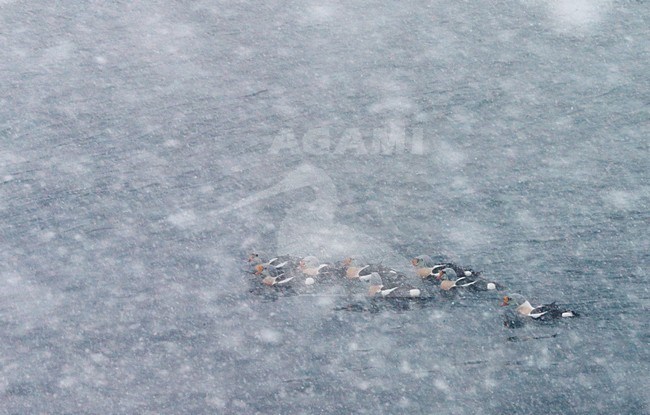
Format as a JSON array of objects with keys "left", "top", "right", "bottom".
[
  {"left": 342, "top": 256, "right": 367, "bottom": 267},
  {"left": 500, "top": 293, "right": 526, "bottom": 307},
  {"left": 299, "top": 256, "right": 321, "bottom": 269},
  {"left": 432, "top": 265, "right": 458, "bottom": 281},
  {"left": 256, "top": 263, "right": 284, "bottom": 277},
  {"left": 247, "top": 253, "right": 261, "bottom": 263},
  {"left": 411, "top": 255, "right": 434, "bottom": 268},
  {"left": 342, "top": 256, "right": 369, "bottom": 279}
]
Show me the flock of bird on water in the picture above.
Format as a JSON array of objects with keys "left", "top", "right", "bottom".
[{"left": 245, "top": 253, "right": 579, "bottom": 328}]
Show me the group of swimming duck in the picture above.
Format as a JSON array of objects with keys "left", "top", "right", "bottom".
[{"left": 245, "top": 253, "right": 579, "bottom": 326}]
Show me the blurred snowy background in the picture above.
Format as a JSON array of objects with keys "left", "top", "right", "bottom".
[{"left": 1, "top": 0, "right": 648, "bottom": 413}]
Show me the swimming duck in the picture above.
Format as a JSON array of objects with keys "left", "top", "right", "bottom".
[
  {"left": 500, "top": 293, "right": 578, "bottom": 320},
  {"left": 298, "top": 256, "right": 329, "bottom": 276},
  {"left": 342, "top": 256, "right": 371, "bottom": 280},
  {"left": 342, "top": 257, "right": 408, "bottom": 286},
  {"left": 436, "top": 267, "right": 502, "bottom": 291},
  {"left": 367, "top": 272, "right": 421, "bottom": 298},
  {"left": 411, "top": 255, "right": 479, "bottom": 280},
  {"left": 254, "top": 263, "right": 295, "bottom": 286},
  {"left": 296, "top": 256, "right": 345, "bottom": 285}
]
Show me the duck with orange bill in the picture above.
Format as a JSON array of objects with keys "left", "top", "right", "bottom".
[
  {"left": 367, "top": 272, "right": 421, "bottom": 299},
  {"left": 296, "top": 256, "right": 345, "bottom": 285},
  {"left": 342, "top": 256, "right": 409, "bottom": 286},
  {"left": 411, "top": 255, "right": 480, "bottom": 280},
  {"left": 501, "top": 293, "right": 579, "bottom": 321},
  {"left": 253, "top": 263, "right": 295, "bottom": 287},
  {"left": 435, "top": 267, "right": 504, "bottom": 292}
]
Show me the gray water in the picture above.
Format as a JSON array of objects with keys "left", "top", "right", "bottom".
[{"left": 1, "top": 1, "right": 648, "bottom": 414}]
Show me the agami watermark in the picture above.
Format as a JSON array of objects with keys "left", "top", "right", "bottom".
[{"left": 270, "top": 121, "right": 425, "bottom": 155}]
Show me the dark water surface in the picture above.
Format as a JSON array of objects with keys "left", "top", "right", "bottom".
[{"left": 1, "top": 1, "right": 648, "bottom": 414}]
